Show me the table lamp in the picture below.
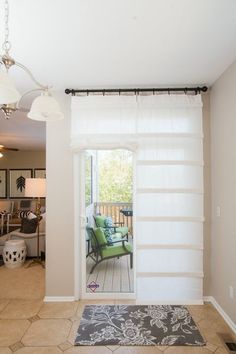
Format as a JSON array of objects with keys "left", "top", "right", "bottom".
[{"left": 25, "top": 178, "right": 46, "bottom": 267}]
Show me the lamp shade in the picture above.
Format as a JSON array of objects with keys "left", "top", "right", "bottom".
[
  {"left": 25, "top": 178, "right": 46, "bottom": 198},
  {"left": 27, "top": 91, "right": 64, "bottom": 121},
  {"left": 0, "top": 71, "right": 21, "bottom": 104}
]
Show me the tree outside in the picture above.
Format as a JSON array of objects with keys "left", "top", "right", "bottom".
[{"left": 98, "top": 150, "right": 133, "bottom": 202}]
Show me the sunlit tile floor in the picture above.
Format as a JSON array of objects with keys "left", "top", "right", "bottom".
[{"left": 0, "top": 262, "right": 235, "bottom": 353}]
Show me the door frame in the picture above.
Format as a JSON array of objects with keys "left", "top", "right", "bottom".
[{"left": 73, "top": 149, "right": 137, "bottom": 300}]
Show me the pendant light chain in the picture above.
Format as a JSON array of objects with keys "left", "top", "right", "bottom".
[
  {"left": 0, "top": 0, "right": 64, "bottom": 120},
  {"left": 3, "top": 0, "right": 11, "bottom": 54}
]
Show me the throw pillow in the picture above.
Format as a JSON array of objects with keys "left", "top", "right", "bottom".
[
  {"left": 20, "top": 218, "right": 38, "bottom": 234},
  {"left": 18, "top": 210, "right": 31, "bottom": 219},
  {"left": 95, "top": 215, "right": 106, "bottom": 228},
  {"left": 94, "top": 227, "right": 107, "bottom": 246},
  {"left": 27, "top": 212, "right": 37, "bottom": 220},
  {"left": 104, "top": 216, "right": 114, "bottom": 245}
]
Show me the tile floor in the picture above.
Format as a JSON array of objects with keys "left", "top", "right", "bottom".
[{"left": 0, "top": 262, "right": 235, "bottom": 353}]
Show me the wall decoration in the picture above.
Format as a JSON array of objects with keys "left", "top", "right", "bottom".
[
  {"left": 34, "top": 169, "right": 46, "bottom": 178},
  {"left": 9, "top": 169, "right": 33, "bottom": 198},
  {"left": 0, "top": 169, "right": 7, "bottom": 198}
]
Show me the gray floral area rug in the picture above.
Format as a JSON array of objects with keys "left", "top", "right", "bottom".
[{"left": 75, "top": 305, "right": 205, "bottom": 346}]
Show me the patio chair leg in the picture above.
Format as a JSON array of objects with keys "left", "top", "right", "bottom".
[
  {"left": 130, "top": 253, "right": 133, "bottom": 269},
  {"left": 90, "top": 258, "right": 103, "bottom": 274}
]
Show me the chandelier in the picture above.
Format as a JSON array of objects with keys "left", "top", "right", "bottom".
[{"left": 0, "top": 0, "right": 64, "bottom": 120}]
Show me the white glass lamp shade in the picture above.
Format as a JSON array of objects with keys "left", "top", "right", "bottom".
[
  {"left": 27, "top": 91, "right": 64, "bottom": 121},
  {"left": 0, "top": 71, "right": 21, "bottom": 104},
  {"left": 25, "top": 178, "right": 46, "bottom": 198}
]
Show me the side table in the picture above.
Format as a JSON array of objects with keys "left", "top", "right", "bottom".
[{"left": 3, "top": 239, "right": 27, "bottom": 269}]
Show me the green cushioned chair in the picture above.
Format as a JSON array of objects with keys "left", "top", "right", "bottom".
[
  {"left": 86, "top": 226, "right": 133, "bottom": 274},
  {"left": 94, "top": 214, "right": 129, "bottom": 239}
]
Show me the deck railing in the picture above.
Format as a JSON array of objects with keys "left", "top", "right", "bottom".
[{"left": 94, "top": 202, "right": 133, "bottom": 232}]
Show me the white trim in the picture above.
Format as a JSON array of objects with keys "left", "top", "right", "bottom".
[
  {"left": 136, "top": 216, "right": 204, "bottom": 222},
  {"left": 44, "top": 296, "right": 75, "bottom": 302},
  {"left": 136, "top": 244, "right": 203, "bottom": 250},
  {"left": 137, "top": 160, "right": 204, "bottom": 166},
  {"left": 73, "top": 154, "right": 80, "bottom": 301},
  {"left": 80, "top": 152, "right": 87, "bottom": 300},
  {"left": 81, "top": 293, "right": 136, "bottom": 300},
  {"left": 136, "top": 188, "right": 203, "bottom": 194},
  {"left": 203, "top": 296, "right": 236, "bottom": 334},
  {"left": 137, "top": 272, "right": 204, "bottom": 278},
  {"left": 136, "top": 299, "right": 204, "bottom": 305},
  {"left": 132, "top": 151, "right": 137, "bottom": 296},
  {"left": 79, "top": 149, "right": 137, "bottom": 300}
]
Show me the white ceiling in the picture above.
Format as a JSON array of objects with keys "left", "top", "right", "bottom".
[{"left": 1, "top": 0, "right": 236, "bottom": 149}]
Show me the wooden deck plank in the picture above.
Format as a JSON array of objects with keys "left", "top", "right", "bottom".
[
  {"left": 86, "top": 253, "right": 134, "bottom": 293},
  {"left": 112, "top": 257, "right": 121, "bottom": 292},
  {"left": 127, "top": 255, "right": 134, "bottom": 292},
  {"left": 103, "top": 258, "right": 115, "bottom": 292},
  {"left": 121, "top": 255, "right": 130, "bottom": 292},
  {"left": 95, "top": 260, "right": 107, "bottom": 292}
]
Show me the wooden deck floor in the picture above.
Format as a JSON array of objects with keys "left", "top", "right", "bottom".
[{"left": 86, "top": 253, "right": 134, "bottom": 293}]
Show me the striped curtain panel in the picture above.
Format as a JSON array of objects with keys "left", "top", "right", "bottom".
[{"left": 71, "top": 94, "right": 203, "bottom": 304}]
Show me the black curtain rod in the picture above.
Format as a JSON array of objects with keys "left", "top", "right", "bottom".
[{"left": 65, "top": 86, "right": 208, "bottom": 95}]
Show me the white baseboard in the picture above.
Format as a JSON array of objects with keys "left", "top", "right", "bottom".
[
  {"left": 81, "top": 293, "right": 136, "bottom": 300},
  {"left": 44, "top": 296, "right": 75, "bottom": 302},
  {"left": 203, "top": 296, "right": 236, "bottom": 334}
]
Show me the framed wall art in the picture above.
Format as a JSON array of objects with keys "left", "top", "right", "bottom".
[
  {"left": 34, "top": 169, "right": 46, "bottom": 179},
  {"left": 0, "top": 169, "right": 7, "bottom": 198},
  {"left": 9, "top": 169, "right": 33, "bottom": 198}
]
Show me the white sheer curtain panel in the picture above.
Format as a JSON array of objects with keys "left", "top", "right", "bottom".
[{"left": 71, "top": 94, "right": 204, "bottom": 304}]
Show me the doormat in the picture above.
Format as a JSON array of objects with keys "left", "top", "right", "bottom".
[{"left": 75, "top": 305, "right": 205, "bottom": 346}]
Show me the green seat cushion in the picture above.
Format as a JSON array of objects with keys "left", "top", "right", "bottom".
[
  {"left": 112, "top": 232, "right": 123, "bottom": 240},
  {"left": 116, "top": 226, "right": 129, "bottom": 236},
  {"left": 93, "top": 227, "right": 107, "bottom": 246},
  {"left": 101, "top": 242, "right": 133, "bottom": 258},
  {"left": 95, "top": 215, "right": 106, "bottom": 228}
]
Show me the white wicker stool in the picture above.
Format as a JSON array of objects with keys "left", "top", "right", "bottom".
[{"left": 3, "top": 240, "right": 27, "bottom": 269}]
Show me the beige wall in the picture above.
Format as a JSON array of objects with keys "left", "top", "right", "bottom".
[
  {"left": 46, "top": 92, "right": 211, "bottom": 299},
  {"left": 210, "top": 60, "right": 236, "bottom": 324},
  {"left": 0, "top": 150, "right": 45, "bottom": 169},
  {"left": 46, "top": 92, "right": 75, "bottom": 297}
]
